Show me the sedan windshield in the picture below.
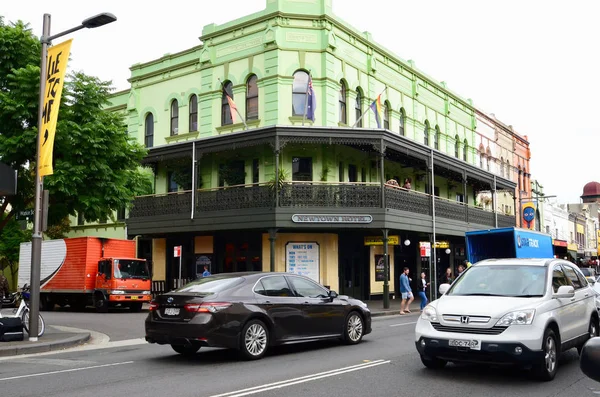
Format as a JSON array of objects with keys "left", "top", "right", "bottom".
[
  {"left": 176, "top": 276, "right": 243, "bottom": 294},
  {"left": 447, "top": 265, "right": 547, "bottom": 297}
]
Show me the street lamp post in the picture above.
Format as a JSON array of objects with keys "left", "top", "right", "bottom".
[{"left": 29, "top": 12, "right": 116, "bottom": 342}]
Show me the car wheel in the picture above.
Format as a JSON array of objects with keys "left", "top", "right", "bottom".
[
  {"left": 171, "top": 344, "right": 200, "bottom": 356},
  {"left": 240, "top": 319, "right": 269, "bottom": 360},
  {"left": 420, "top": 354, "right": 447, "bottom": 369},
  {"left": 343, "top": 311, "right": 364, "bottom": 345},
  {"left": 533, "top": 328, "right": 559, "bottom": 381}
]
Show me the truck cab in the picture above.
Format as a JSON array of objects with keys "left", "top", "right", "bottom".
[{"left": 94, "top": 257, "right": 152, "bottom": 312}]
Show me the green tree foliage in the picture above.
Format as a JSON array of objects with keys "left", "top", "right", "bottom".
[
  {"left": 0, "top": 215, "right": 31, "bottom": 288},
  {"left": 0, "top": 17, "right": 153, "bottom": 235}
]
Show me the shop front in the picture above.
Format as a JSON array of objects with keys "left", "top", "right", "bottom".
[{"left": 552, "top": 239, "right": 569, "bottom": 259}]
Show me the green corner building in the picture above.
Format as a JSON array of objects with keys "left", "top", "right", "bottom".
[{"left": 78, "top": 0, "right": 517, "bottom": 300}]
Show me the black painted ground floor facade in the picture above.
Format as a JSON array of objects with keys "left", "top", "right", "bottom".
[{"left": 136, "top": 225, "right": 476, "bottom": 302}]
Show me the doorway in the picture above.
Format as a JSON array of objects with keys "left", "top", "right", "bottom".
[
  {"left": 215, "top": 232, "right": 262, "bottom": 273},
  {"left": 338, "top": 234, "right": 368, "bottom": 300}
]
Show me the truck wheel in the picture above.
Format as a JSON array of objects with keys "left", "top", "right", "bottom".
[
  {"left": 94, "top": 294, "right": 109, "bottom": 313},
  {"left": 130, "top": 302, "right": 143, "bottom": 312},
  {"left": 40, "top": 295, "right": 54, "bottom": 311}
]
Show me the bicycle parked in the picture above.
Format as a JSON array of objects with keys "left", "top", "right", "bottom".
[{"left": 0, "top": 284, "right": 45, "bottom": 337}]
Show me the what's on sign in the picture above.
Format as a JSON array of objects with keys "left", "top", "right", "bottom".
[{"left": 174, "top": 246, "right": 182, "bottom": 257}]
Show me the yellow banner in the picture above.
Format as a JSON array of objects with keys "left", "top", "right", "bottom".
[
  {"left": 577, "top": 224, "right": 584, "bottom": 234},
  {"left": 364, "top": 235, "right": 399, "bottom": 246},
  {"left": 39, "top": 39, "right": 72, "bottom": 178}
]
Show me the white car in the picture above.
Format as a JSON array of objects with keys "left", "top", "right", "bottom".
[{"left": 415, "top": 258, "right": 599, "bottom": 381}]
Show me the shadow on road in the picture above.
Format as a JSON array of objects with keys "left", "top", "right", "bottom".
[
  {"left": 413, "top": 349, "right": 581, "bottom": 384},
  {"left": 148, "top": 338, "right": 372, "bottom": 365}
]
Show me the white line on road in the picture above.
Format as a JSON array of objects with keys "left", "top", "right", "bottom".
[
  {"left": 389, "top": 321, "right": 417, "bottom": 327},
  {"left": 208, "top": 359, "right": 391, "bottom": 397},
  {"left": 0, "top": 361, "right": 134, "bottom": 382}
]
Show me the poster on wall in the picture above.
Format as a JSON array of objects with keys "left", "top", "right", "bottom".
[
  {"left": 374, "top": 254, "right": 389, "bottom": 281},
  {"left": 195, "top": 254, "right": 213, "bottom": 278},
  {"left": 286, "top": 242, "right": 320, "bottom": 282}
]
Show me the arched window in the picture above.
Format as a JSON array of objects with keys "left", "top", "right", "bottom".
[
  {"left": 355, "top": 88, "right": 363, "bottom": 127},
  {"left": 523, "top": 168, "right": 528, "bottom": 191},
  {"left": 424, "top": 121, "right": 430, "bottom": 146},
  {"left": 292, "top": 70, "right": 309, "bottom": 116},
  {"left": 170, "top": 100, "right": 179, "bottom": 136},
  {"left": 455, "top": 135, "right": 460, "bottom": 158},
  {"left": 145, "top": 113, "right": 154, "bottom": 148},
  {"left": 399, "top": 108, "right": 405, "bottom": 136},
  {"left": 189, "top": 95, "right": 198, "bottom": 132},
  {"left": 246, "top": 75, "right": 258, "bottom": 120},
  {"left": 221, "top": 81, "right": 234, "bottom": 125},
  {"left": 434, "top": 126, "right": 440, "bottom": 150},
  {"left": 339, "top": 81, "right": 347, "bottom": 124},
  {"left": 383, "top": 101, "right": 391, "bottom": 129},
  {"left": 479, "top": 145, "right": 484, "bottom": 168},
  {"left": 463, "top": 139, "right": 468, "bottom": 161},
  {"left": 486, "top": 147, "right": 492, "bottom": 172},
  {"left": 500, "top": 157, "right": 505, "bottom": 178},
  {"left": 506, "top": 160, "right": 511, "bottom": 181},
  {"left": 518, "top": 165, "right": 522, "bottom": 191}
]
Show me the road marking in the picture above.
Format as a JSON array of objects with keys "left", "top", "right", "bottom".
[
  {"left": 389, "top": 321, "right": 417, "bottom": 327},
  {"left": 208, "top": 360, "right": 391, "bottom": 397},
  {"left": 0, "top": 361, "right": 134, "bottom": 382}
]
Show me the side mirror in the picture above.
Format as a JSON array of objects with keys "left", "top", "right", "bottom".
[
  {"left": 439, "top": 283, "right": 451, "bottom": 296},
  {"left": 329, "top": 290, "right": 338, "bottom": 300},
  {"left": 553, "top": 285, "right": 575, "bottom": 299},
  {"left": 581, "top": 337, "right": 600, "bottom": 382}
]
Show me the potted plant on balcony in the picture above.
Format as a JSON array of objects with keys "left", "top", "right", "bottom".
[{"left": 268, "top": 168, "right": 289, "bottom": 197}]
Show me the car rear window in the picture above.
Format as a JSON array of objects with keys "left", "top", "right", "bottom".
[{"left": 176, "top": 277, "right": 243, "bottom": 294}]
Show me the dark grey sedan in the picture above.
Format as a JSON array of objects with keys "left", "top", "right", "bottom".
[{"left": 145, "top": 272, "right": 372, "bottom": 360}]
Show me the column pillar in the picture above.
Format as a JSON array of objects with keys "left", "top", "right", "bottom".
[
  {"left": 382, "top": 228, "right": 390, "bottom": 309},
  {"left": 269, "top": 228, "right": 278, "bottom": 272}
]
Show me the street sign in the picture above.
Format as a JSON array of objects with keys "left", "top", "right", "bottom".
[
  {"left": 16, "top": 209, "right": 34, "bottom": 220},
  {"left": 419, "top": 241, "right": 431, "bottom": 257},
  {"left": 174, "top": 246, "right": 182, "bottom": 258}
]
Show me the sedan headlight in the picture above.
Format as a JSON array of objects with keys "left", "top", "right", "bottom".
[
  {"left": 496, "top": 309, "right": 535, "bottom": 326},
  {"left": 421, "top": 305, "right": 438, "bottom": 322}
]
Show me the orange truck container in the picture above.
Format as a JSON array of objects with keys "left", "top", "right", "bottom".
[{"left": 18, "top": 237, "right": 152, "bottom": 312}]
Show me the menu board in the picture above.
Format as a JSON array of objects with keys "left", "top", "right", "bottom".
[{"left": 286, "top": 242, "right": 320, "bottom": 282}]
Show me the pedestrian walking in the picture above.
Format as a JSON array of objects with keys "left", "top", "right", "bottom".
[
  {"left": 419, "top": 272, "right": 430, "bottom": 311},
  {"left": 399, "top": 267, "right": 414, "bottom": 315}
]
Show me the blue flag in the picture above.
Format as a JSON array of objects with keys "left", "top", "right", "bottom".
[{"left": 306, "top": 75, "right": 316, "bottom": 121}]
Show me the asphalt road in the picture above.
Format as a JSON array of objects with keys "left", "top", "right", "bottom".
[
  {"left": 1, "top": 314, "right": 599, "bottom": 397},
  {"left": 42, "top": 306, "right": 148, "bottom": 341}
]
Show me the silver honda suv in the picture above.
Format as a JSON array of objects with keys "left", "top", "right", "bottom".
[{"left": 415, "top": 258, "right": 599, "bottom": 381}]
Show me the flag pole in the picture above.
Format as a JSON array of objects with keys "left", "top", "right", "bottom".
[
  {"left": 302, "top": 70, "right": 312, "bottom": 126},
  {"left": 352, "top": 86, "right": 387, "bottom": 128},
  {"left": 218, "top": 78, "right": 248, "bottom": 130}
]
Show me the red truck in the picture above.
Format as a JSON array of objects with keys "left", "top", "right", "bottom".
[{"left": 18, "top": 237, "right": 152, "bottom": 312}]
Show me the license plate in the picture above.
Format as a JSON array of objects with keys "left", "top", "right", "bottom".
[
  {"left": 164, "top": 308, "right": 180, "bottom": 316},
  {"left": 449, "top": 339, "right": 481, "bottom": 350},
  {"left": 131, "top": 296, "right": 138, "bottom": 300}
]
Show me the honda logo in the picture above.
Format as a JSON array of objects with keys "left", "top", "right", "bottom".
[{"left": 460, "top": 316, "right": 470, "bottom": 324}]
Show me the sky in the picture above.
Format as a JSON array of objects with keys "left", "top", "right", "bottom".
[{"left": 2, "top": 0, "right": 599, "bottom": 204}]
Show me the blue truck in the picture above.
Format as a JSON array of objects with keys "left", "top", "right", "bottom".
[{"left": 465, "top": 227, "right": 554, "bottom": 264}]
